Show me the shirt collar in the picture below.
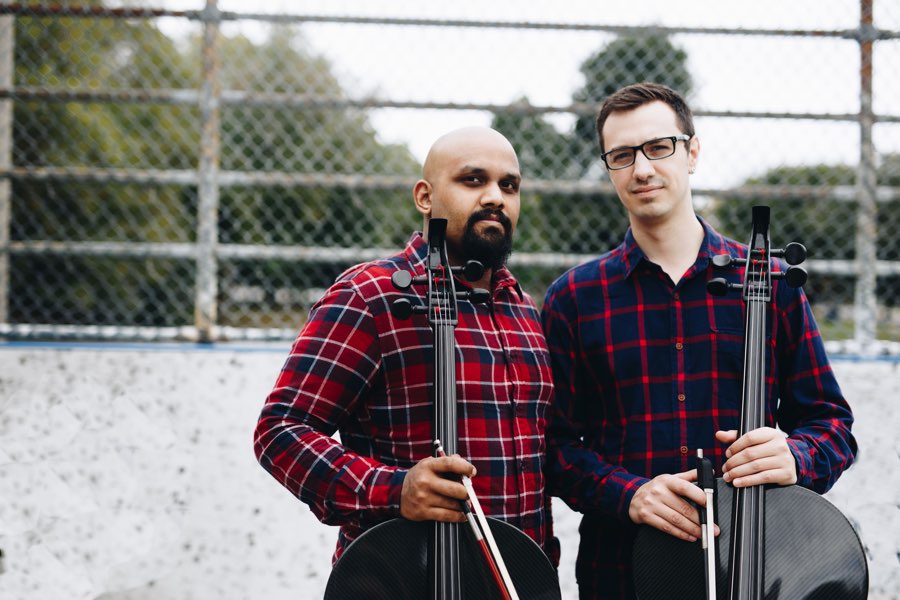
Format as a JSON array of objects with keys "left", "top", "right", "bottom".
[
  {"left": 404, "top": 232, "right": 523, "bottom": 300},
  {"left": 620, "top": 216, "right": 731, "bottom": 279}
]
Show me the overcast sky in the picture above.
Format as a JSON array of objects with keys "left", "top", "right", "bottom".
[{"left": 160, "top": 1, "right": 900, "bottom": 188}]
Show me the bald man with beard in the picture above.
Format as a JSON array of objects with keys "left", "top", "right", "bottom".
[{"left": 254, "top": 127, "right": 560, "bottom": 567}]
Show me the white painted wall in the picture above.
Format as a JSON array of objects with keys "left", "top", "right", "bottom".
[{"left": 0, "top": 344, "right": 895, "bottom": 599}]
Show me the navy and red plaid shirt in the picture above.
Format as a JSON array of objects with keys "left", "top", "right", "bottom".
[
  {"left": 541, "top": 218, "right": 856, "bottom": 600},
  {"left": 254, "top": 233, "right": 557, "bottom": 564}
]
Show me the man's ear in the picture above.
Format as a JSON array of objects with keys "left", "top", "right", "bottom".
[
  {"left": 413, "top": 179, "right": 432, "bottom": 217},
  {"left": 688, "top": 136, "right": 700, "bottom": 173}
]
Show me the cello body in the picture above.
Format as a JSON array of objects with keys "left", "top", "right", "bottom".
[
  {"left": 324, "top": 517, "right": 561, "bottom": 600},
  {"left": 633, "top": 480, "right": 868, "bottom": 599}
]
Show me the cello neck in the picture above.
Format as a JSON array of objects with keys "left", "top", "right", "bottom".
[
  {"left": 739, "top": 217, "right": 771, "bottom": 436},
  {"left": 729, "top": 205, "right": 773, "bottom": 600},
  {"left": 424, "top": 220, "right": 463, "bottom": 600},
  {"left": 433, "top": 321, "right": 458, "bottom": 456},
  {"left": 432, "top": 320, "right": 461, "bottom": 599}
]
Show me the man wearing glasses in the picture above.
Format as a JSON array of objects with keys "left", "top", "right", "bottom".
[{"left": 541, "top": 82, "right": 856, "bottom": 599}]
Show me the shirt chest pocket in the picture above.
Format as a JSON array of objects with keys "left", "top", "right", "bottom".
[{"left": 708, "top": 323, "right": 774, "bottom": 376}]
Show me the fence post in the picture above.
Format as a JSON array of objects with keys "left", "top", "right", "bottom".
[
  {"left": 0, "top": 7, "right": 13, "bottom": 327},
  {"left": 195, "top": 0, "right": 222, "bottom": 342},
  {"left": 854, "top": 0, "right": 877, "bottom": 355}
]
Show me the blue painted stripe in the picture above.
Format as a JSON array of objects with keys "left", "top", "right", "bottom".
[{"left": 0, "top": 341, "right": 291, "bottom": 353}]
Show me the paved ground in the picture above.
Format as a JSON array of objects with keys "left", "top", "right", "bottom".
[{"left": 0, "top": 343, "right": 895, "bottom": 599}]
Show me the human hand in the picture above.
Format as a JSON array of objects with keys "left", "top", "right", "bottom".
[
  {"left": 716, "top": 428, "right": 797, "bottom": 487},
  {"left": 628, "top": 470, "right": 708, "bottom": 542},
  {"left": 400, "top": 455, "right": 476, "bottom": 522}
]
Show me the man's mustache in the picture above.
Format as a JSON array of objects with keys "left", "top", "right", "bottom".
[{"left": 466, "top": 209, "right": 512, "bottom": 232}]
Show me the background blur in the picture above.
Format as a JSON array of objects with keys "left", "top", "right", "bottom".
[
  {"left": 1, "top": 2, "right": 898, "bottom": 600},
  {"left": 1, "top": 0, "right": 900, "bottom": 351}
]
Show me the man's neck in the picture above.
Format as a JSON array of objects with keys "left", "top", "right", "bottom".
[
  {"left": 630, "top": 210, "right": 704, "bottom": 284},
  {"left": 471, "top": 269, "right": 494, "bottom": 292}
]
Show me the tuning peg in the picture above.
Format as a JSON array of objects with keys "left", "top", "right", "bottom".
[
  {"left": 391, "top": 270, "right": 427, "bottom": 291},
  {"left": 391, "top": 270, "right": 412, "bottom": 290},
  {"left": 711, "top": 254, "right": 746, "bottom": 269},
  {"left": 773, "top": 266, "right": 807, "bottom": 288},
  {"left": 771, "top": 242, "right": 806, "bottom": 265},
  {"left": 707, "top": 277, "right": 743, "bottom": 296},
  {"left": 460, "top": 260, "right": 485, "bottom": 282},
  {"left": 465, "top": 288, "right": 491, "bottom": 304},
  {"left": 390, "top": 298, "right": 429, "bottom": 319},
  {"left": 390, "top": 298, "right": 413, "bottom": 319}
]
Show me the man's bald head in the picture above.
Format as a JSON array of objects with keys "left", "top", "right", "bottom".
[
  {"left": 422, "top": 127, "right": 519, "bottom": 183},
  {"left": 412, "top": 126, "right": 522, "bottom": 281}
]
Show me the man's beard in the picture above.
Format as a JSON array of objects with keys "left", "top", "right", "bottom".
[{"left": 451, "top": 209, "right": 514, "bottom": 273}]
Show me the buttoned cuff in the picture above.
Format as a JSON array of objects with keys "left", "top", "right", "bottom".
[{"left": 786, "top": 437, "right": 812, "bottom": 488}]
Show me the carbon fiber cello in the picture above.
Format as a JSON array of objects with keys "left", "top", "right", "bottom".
[
  {"left": 632, "top": 206, "right": 867, "bottom": 600},
  {"left": 323, "top": 219, "right": 561, "bottom": 600}
]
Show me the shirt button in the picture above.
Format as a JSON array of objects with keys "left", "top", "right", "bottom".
[
  {"left": 680, "top": 446, "right": 689, "bottom": 455},
  {"left": 675, "top": 342, "right": 684, "bottom": 350},
  {"left": 674, "top": 292, "right": 680, "bottom": 301},
  {"left": 677, "top": 393, "right": 686, "bottom": 402}
]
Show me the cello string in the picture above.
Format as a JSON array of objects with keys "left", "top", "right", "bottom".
[
  {"left": 435, "top": 245, "right": 461, "bottom": 597},
  {"left": 748, "top": 224, "right": 769, "bottom": 595},
  {"left": 732, "top": 222, "right": 771, "bottom": 598}
]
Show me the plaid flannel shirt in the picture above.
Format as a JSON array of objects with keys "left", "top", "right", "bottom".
[
  {"left": 541, "top": 218, "right": 856, "bottom": 599},
  {"left": 254, "top": 232, "right": 557, "bottom": 563}
]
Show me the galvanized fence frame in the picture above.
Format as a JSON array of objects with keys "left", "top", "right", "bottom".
[{"left": 0, "top": 1, "right": 898, "bottom": 353}]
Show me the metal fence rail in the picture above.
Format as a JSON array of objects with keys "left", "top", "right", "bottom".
[{"left": 1, "top": 0, "right": 899, "bottom": 353}]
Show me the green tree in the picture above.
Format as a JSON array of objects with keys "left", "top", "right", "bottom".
[
  {"left": 714, "top": 156, "right": 900, "bottom": 340},
  {"left": 197, "top": 26, "right": 420, "bottom": 327},
  {"left": 491, "top": 35, "right": 692, "bottom": 302},
  {"left": 13, "top": 8, "right": 199, "bottom": 326},
  {"left": 570, "top": 36, "right": 693, "bottom": 176},
  {"left": 12, "top": 14, "right": 419, "bottom": 329}
]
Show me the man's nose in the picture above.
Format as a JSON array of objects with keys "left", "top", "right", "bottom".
[
  {"left": 632, "top": 151, "right": 655, "bottom": 178},
  {"left": 480, "top": 182, "right": 504, "bottom": 205}
]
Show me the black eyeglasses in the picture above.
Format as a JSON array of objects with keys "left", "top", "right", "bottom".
[{"left": 601, "top": 135, "right": 692, "bottom": 170}]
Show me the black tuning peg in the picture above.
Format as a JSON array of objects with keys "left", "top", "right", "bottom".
[
  {"left": 390, "top": 298, "right": 426, "bottom": 319},
  {"left": 390, "top": 298, "right": 413, "bottom": 319},
  {"left": 711, "top": 254, "right": 746, "bottom": 269},
  {"left": 771, "top": 242, "right": 806, "bottom": 265},
  {"left": 391, "top": 270, "right": 428, "bottom": 291},
  {"left": 707, "top": 277, "right": 743, "bottom": 296},
  {"left": 459, "top": 260, "right": 485, "bottom": 282},
  {"left": 773, "top": 266, "right": 807, "bottom": 288},
  {"left": 391, "top": 270, "right": 412, "bottom": 290},
  {"left": 465, "top": 288, "right": 491, "bottom": 304}
]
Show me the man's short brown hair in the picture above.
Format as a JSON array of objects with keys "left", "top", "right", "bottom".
[{"left": 595, "top": 82, "right": 695, "bottom": 155}]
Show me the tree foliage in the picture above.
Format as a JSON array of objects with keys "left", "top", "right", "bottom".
[
  {"left": 11, "top": 14, "right": 419, "bottom": 327},
  {"left": 490, "top": 35, "right": 692, "bottom": 299}
]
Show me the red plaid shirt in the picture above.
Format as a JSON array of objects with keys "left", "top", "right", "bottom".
[
  {"left": 254, "top": 233, "right": 557, "bottom": 563},
  {"left": 541, "top": 218, "right": 856, "bottom": 599}
]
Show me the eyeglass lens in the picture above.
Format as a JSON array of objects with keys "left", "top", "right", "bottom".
[{"left": 605, "top": 137, "right": 677, "bottom": 169}]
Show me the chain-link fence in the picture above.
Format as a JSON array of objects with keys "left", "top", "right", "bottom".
[{"left": 2, "top": 0, "right": 899, "bottom": 350}]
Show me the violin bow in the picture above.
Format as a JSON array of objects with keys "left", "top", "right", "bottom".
[
  {"left": 434, "top": 440, "right": 519, "bottom": 600},
  {"left": 697, "top": 449, "right": 717, "bottom": 600}
]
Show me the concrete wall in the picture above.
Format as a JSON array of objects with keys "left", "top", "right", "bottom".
[{"left": 0, "top": 343, "right": 896, "bottom": 599}]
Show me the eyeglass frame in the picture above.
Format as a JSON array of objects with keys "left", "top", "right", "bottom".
[{"left": 600, "top": 134, "right": 692, "bottom": 170}]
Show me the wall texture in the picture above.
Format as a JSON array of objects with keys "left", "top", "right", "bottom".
[{"left": 0, "top": 344, "right": 895, "bottom": 599}]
